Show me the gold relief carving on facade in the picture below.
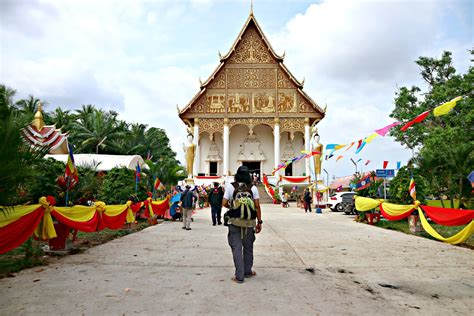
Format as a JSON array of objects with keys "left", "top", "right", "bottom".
[
  {"left": 253, "top": 92, "right": 276, "bottom": 113},
  {"left": 278, "top": 92, "right": 297, "bottom": 113},
  {"left": 228, "top": 27, "right": 276, "bottom": 64},
  {"left": 297, "top": 93, "right": 311, "bottom": 113},
  {"left": 226, "top": 68, "right": 276, "bottom": 89},
  {"left": 258, "top": 68, "right": 276, "bottom": 88},
  {"left": 207, "top": 93, "right": 225, "bottom": 113},
  {"left": 199, "top": 118, "right": 224, "bottom": 140},
  {"left": 228, "top": 93, "right": 251, "bottom": 113},
  {"left": 227, "top": 68, "right": 242, "bottom": 89},
  {"left": 189, "top": 95, "right": 206, "bottom": 113},
  {"left": 277, "top": 69, "right": 295, "bottom": 89},
  {"left": 280, "top": 118, "right": 305, "bottom": 134},
  {"left": 243, "top": 69, "right": 259, "bottom": 88},
  {"left": 229, "top": 118, "right": 274, "bottom": 130},
  {"left": 208, "top": 71, "right": 226, "bottom": 89}
]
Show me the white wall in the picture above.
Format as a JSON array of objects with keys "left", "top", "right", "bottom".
[
  {"left": 251, "top": 124, "right": 274, "bottom": 175},
  {"left": 292, "top": 132, "right": 306, "bottom": 176},
  {"left": 228, "top": 124, "right": 274, "bottom": 175},
  {"left": 198, "top": 132, "right": 210, "bottom": 175},
  {"left": 198, "top": 132, "right": 224, "bottom": 175},
  {"left": 279, "top": 131, "right": 305, "bottom": 176}
]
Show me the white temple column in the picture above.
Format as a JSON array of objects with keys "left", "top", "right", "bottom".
[
  {"left": 223, "top": 118, "right": 229, "bottom": 177},
  {"left": 274, "top": 118, "right": 280, "bottom": 174},
  {"left": 304, "top": 118, "right": 310, "bottom": 177},
  {"left": 193, "top": 118, "right": 200, "bottom": 177}
]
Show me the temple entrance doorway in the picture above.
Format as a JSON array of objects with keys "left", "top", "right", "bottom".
[
  {"left": 209, "top": 161, "right": 218, "bottom": 176},
  {"left": 242, "top": 161, "right": 261, "bottom": 181},
  {"left": 285, "top": 164, "right": 293, "bottom": 176}
]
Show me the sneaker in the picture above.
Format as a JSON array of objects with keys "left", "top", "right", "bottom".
[
  {"left": 182, "top": 227, "right": 186, "bottom": 229},
  {"left": 212, "top": 223, "right": 216, "bottom": 226},
  {"left": 186, "top": 228, "right": 191, "bottom": 230},
  {"left": 218, "top": 222, "right": 222, "bottom": 225}
]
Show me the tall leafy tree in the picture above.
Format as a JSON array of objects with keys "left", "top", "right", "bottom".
[{"left": 389, "top": 51, "right": 473, "bottom": 207}]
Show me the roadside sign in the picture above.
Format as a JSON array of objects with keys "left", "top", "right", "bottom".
[{"left": 376, "top": 169, "right": 395, "bottom": 178}]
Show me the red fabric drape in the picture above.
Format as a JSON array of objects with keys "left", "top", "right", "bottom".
[
  {"left": 420, "top": 205, "right": 474, "bottom": 226},
  {"left": 280, "top": 176, "right": 310, "bottom": 183},
  {"left": 52, "top": 210, "right": 99, "bottom": 233},
  {"left": 379, "top": 204, "right": 415, "bottom": 221},
  {"left": 150, "top": 199, "right": 169, "bottom": 217},
  {"left": 0, "top": 208, "right": 44, "bottom": 254},
  {"left": 101, "top": 210, "right": 129, "bottom": 230},
  {"left": 131, "top": 202, "right": 143, "bottom": 213}
]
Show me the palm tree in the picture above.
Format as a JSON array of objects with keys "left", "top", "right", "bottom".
[
  {"left": 0, "top": 85, "right": 47, "bottom": 206},
  {"left": 71, "top": 108, "right": 126, "bottom": 154},
  {"left": 48, "top": 107, "right": 73, "bottom": 130},
  {"left": 15, "top": 95, "right": 42, "bottom": 115}
]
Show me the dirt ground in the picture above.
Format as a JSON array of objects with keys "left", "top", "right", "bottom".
[{"left": 0, "top": 204, "right": 472, "bottom": 315}]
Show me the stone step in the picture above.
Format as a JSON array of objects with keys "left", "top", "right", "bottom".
[{"left": 256, "top": 184, "right": 274, "bottom": 204}]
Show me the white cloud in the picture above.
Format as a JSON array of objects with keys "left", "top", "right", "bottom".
[
  {"left": 267, "top": 0, "right": 471, "bottom": 177},
  {"left": 1, "top": 0, "right": 471, "bottom": 177}
]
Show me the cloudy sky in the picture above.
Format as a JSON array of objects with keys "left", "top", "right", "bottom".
[{"left": 1, "top": 0, "right": 472, "bottom": 180}]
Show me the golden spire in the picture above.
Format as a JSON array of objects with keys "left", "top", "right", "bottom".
[
  {"left": 250, "top": 0, "right": 253, "bottom": 15},
  {"left": 32, "top": 102, "right": 45, "bottom": 131}
]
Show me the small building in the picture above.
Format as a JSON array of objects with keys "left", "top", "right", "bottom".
[
  {"left": 21, "top": 104, "right": 69, "bottom": 154},
  {"left": 45, "top": 154, "right": 146, "bottom": 172}
]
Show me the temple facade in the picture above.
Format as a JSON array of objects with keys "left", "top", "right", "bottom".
[{"left": 178, "top": 11, "right": 325, "bottom": 179}]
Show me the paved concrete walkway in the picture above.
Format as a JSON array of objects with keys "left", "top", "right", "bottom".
[{"left": 1, "top": 204, "right": 473, "bottom": 315}]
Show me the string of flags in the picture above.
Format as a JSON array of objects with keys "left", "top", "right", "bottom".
[
  {"left": 269, "top": 96, "right": 462, "bottom": 176},
  {"left": 323, "top": 96, "right": 463, "bottom": 162},
  {"left": 272, "top": 151, "right": 320, "bottom": 175}
]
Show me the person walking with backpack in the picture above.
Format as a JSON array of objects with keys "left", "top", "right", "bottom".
[
  {"left": 222, "top": 166, "right": 262, "bottom": 283},
  {"left": 208, "top": 182, "right": 224, "bottom": 226},
  {"left": 180, "top": 185, "right": 196, "bottom": 230},
  {"left": 304, "top": 187, "right": 312, "bottom": 213}
]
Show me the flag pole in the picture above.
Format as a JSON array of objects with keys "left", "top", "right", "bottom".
[
  {"left": 65, "top": 177, "right": 70, "bottom": 206},
  {"left": 152, "top": 176, "right": 156, "bottom": 200},
  {"left": 135, "top": 175, "right": 138, "bottom": 193}
]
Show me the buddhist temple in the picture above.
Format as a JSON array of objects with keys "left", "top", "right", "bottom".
[
  {"left": 21, "top": 104, "right": 69, "bottom": 154},
  {"left": 178, "top": 10, "right": 325, "bottom": 181}
]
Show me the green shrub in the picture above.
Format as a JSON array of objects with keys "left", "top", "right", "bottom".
[{"left": 98, "top": 167, "right": 147, "bottom": 204}]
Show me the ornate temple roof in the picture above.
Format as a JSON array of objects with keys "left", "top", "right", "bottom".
[
  {"left": 21, "top": 104, "right": 69, "bottom": 155},
  {"left": 178, "top": 11, "right": 325, "bottom": 118}
]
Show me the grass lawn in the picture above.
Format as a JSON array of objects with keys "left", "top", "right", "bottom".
[
  {"left": 0, "top": 220, "right": 149, "bottom": 278},
  {"left": 374, "top": 218, "right": 474, "bottom": 249}
]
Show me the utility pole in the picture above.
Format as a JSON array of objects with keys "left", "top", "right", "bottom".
[{"left": 350, "top": 158, "right": 358, "bottom": 174}]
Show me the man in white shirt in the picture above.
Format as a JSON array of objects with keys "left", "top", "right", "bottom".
[{"left": 222, "top": 166, "right": 262, "bottom": 283}]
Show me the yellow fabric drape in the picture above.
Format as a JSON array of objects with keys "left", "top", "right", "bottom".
[
  {"left": 382, "top": 202, "right": 416, "bottom": 217},
  {"left": 0, "top": 204, "right": 42, "bottom": 227},
  {"left": 355, "top": 196, "right": 381, "bottom": 211},
  {"left": 104, "top": 204, "right": 128, "bottom": 217},
  {"left": 54, "top": 205, "right": 97, "bottom": 222},
  {"left": 417, "top": 208, "right": 474, "bottom": 244},
  {"left": 34, "top": 197, "right": 57, "bottom": 240},
  {"left": 125, "top": 201, "right": 134, "bottom": 223}
]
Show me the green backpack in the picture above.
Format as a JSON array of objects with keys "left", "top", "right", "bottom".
[{"left": 224, "top": 182, "right": 256, "bottom": 228}]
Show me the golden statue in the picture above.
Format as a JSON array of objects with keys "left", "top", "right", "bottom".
[
  {"left": 183, "top": 133, "right": 196, "bottom": 178},
  {"left": 310, "top": 126, "right": 323, "bottom": 176}
]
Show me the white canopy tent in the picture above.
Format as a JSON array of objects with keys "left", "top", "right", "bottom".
[{"left": 45, "top": 154, "right": 147, "bottom": 172}]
